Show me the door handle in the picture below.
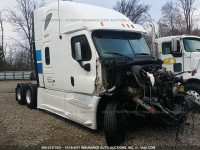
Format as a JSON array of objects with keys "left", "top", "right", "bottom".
[{"left": 71, "top": 76, "right": 74, "bottom": 86}]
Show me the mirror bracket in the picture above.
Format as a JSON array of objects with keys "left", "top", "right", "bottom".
[{"left": 78, "top": 61, "right": 91, "bottom": 72}]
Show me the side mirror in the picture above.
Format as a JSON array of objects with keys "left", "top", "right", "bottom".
[
  {"left": 75, "top": 42, "right": 82, "bottom": 61},
  {"left": 172, "top": 38, "right": 182, "bottom": 57},
  {"left": 172, "top": 38, "right": 177, "bottom": 52}
]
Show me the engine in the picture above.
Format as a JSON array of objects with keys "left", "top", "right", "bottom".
[{"left": 101, "top": 58, "right": 192, "bottom": 125}]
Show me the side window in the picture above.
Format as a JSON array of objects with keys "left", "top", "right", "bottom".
[
  {"left": 177, "top": 41, "right": 180, "bottom": 52},
  {"left": 45, "top": 47, "right": 50, "bottom": 65},
  {"left": 44, "top": 13, "right": 52, "bottom": 30},
  {"left": 162, "top": 42, "right": 172, "bottom": 55},
  {"left": 71, "top": 35, "right": 92, "bottom": 61}
]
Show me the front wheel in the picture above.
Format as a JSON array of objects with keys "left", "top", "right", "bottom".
[
  {"left": 185, "top": 83, "right": 200, "bottom": 105},
  {"left": 104, "top": 102, "right": 125, "bottom": 146}
]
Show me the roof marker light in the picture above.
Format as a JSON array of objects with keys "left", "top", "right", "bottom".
[
  {"left": 143, "top": 27, "right": 147, "bottom": 30},
  {"left": 122, "top": 24, "right": 125, "bottom": 27},
  {"left": 189, "top": 70, "right": 197, "bottom": 73},
  {"left": 100, "top": 22, "right": 104, "bottom": 26},
  {"left": 131, "top": 25, "right": 134, "bottom": 28},
  {"left": 127, "top": 24, "right": 130, "bottom": 28}
]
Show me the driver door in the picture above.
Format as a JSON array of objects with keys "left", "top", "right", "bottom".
[
  {"left": 161, "top": 40, "right": 183, "bottom": 73},
  {"left": 66, "top": 30, "right": 96, "bottom": 94}
]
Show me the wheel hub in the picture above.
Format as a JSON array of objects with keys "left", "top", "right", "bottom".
[
  {"left": 26, "top": 89, "right": 31, "bottom": 104},
  {"left": 186, "top": 90, "right": 200, "bottom": 105},
  {"left": 17, "top": 88, "right": 21, "bottom": 100}
]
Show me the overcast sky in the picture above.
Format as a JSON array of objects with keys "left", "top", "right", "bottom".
[
  {"left": 0, "top": 0, "right": 168, "bottom": 19},
  {"left": 1, "top": 0, "right": 200, "bottom": 42}
]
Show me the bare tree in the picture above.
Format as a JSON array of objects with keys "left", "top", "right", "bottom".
[
  {"left": 4, "top": 42, "right": 30, "bottom": 71},
  {"left": 8, "top": 0, "right": 45, "bottom": 70},
  {"left": 192, "top": 27, "right": 200, "bottom": 35},
  {"left": 0, "top": 10, "right": 5, "bottom": 70},
  {"left": 158, "top": 1, "right": 185, "bottom": 37},
  {"left": 6, "top": 47, "right": 15, "bottom": 70},
  {"left": 113, "top": 0, "right": 151, "bottom": 24},
  {"left": 178, "top": 0, "right": 197, "bottom": 34},
  {"left": 0, "top": 46, "right": 3, "bottom": 70}
]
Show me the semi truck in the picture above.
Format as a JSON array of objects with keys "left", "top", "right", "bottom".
[
  {"left": 150, "top": 24, "right": 200, "bottom": 105},
  {"left": 15, "top": 1, "right": 196, "bottom": 146}
]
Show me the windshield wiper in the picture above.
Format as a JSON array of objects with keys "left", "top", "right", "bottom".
[
  {"left": 135, "top": 53, "right": 150, "bottom": 55},
  {"left": 103, "top": 52, "right": 133, "bottom": 61}
]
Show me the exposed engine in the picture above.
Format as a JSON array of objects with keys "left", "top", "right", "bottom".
[{"left": 101, "top": 57, "right": 192, "bottom": 125}]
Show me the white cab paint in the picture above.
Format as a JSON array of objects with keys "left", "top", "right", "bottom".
[
  {"left": 34, "top": 1, "right": 146, "bottom": 129},
  {"left": 155, "top": 35, "right": 200, "bottom": 81}
]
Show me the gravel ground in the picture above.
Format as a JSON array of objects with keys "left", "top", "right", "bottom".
[{"left": 0, "top": 80, "right": 200, "bottom": 150}]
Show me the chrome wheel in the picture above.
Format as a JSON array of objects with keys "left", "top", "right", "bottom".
[
  {"left": 186, "top": 90, "right": 200, "bottom": 105},
  {"left": 17, "top": 88, "right": 21, "bottom": 100},
  {"left": 26, "top": 89, "right": 31, "bottom": 104}
]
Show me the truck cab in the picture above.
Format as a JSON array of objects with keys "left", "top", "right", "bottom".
[
  {"left": 155, "top": 35, "right": 200, "bottom": 104},
  {"left": 15, "top": 1, "right": 196, "bottom": 146}
]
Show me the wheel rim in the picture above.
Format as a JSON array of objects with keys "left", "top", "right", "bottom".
[
  {"left": 186, "top": 90, "right": 200, "bottom": 105},
  {"left": 17, "top": 88, "right": 22, "bottom": 101},
  {"left": 26, "top": 89, "right": 31, "bottom": 104}
]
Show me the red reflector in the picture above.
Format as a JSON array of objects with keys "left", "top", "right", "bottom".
[{"left": 149, "top": 108, "right": 156, "bottom": 114}]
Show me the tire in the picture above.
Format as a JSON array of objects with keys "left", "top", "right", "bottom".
[
  {"left": 25, "top": 83, "right": 37, "bottom": 109},
  {"left": 16, "top": 83, "right": 27, "bottom": 105},
  {"left": 104, "top": 102, "right": 125, "bottom": 146},
  {"left": 185, "top": 83, "right": 200, "bottom": 105}
]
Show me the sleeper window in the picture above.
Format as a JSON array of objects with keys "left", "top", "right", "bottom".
[
  {"left": 44, "top": 13, "right": 52, "bottom": 30},
  {"left": 45, "top": 47, "right": 50, "bottom": 65},
  {"left": 71, "top": 35, "right": 92, "bottom": 61}
]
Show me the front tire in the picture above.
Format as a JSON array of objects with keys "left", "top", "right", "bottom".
[
  {"left": 25, "top": 83, "right": 37, "bottom": 109},
  {"left": 104, "top": 102, "right": 125, "bottom": 146},
  {"left": 185, "top": 83, "right": 200, "bottom": 105}
]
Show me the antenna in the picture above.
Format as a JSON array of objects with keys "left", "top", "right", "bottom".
[{"left": 58, "top": 0, "right": 62, "bottom": 39}]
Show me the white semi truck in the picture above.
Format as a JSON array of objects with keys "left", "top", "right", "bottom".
[
  {"left": 150, "top": 24, "right": 200, "bottom": 105},
  {"left": 15, "top": 1, "right": 196, "bottom": 146}
]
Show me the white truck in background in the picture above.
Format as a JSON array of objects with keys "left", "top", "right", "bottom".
[
  {"left": 150, "top": 24, "right": 200, "bottom": 105},
  {"left": 15, "top": 1, "right": 197, "bottom": 146}
]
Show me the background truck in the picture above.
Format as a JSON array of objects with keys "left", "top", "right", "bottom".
[
  {"left": 150, "top": 24, "right": 200, "bottom": 105},
  {"left": 15, "top": 1, "right": 195, "bottom": 146}
]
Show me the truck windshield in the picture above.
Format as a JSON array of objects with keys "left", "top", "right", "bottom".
[
  {"left": 92, "top": 31, "right": 150, "bottom": 59},
  {"left": 183, "top": 38, "right": 200, "bottom": 52}
]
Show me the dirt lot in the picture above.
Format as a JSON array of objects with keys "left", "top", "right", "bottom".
[{"left": 0, "top": 80, "right": 200, "bottom": 150}]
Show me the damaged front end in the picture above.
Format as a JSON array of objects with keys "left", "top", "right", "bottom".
[
  {"left": 100, "top": 57, "right": 191, "bottom": 125},
  {"left": 92, "top": 30, "right": 196, "bottom": 146}
]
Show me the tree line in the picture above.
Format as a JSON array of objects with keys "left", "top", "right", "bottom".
[
  {"left": 0, "top": 0, "right": 199, "bottom": 71},
  {"left": 0, "top": 0, "right": 45, "bottom": 71}
]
